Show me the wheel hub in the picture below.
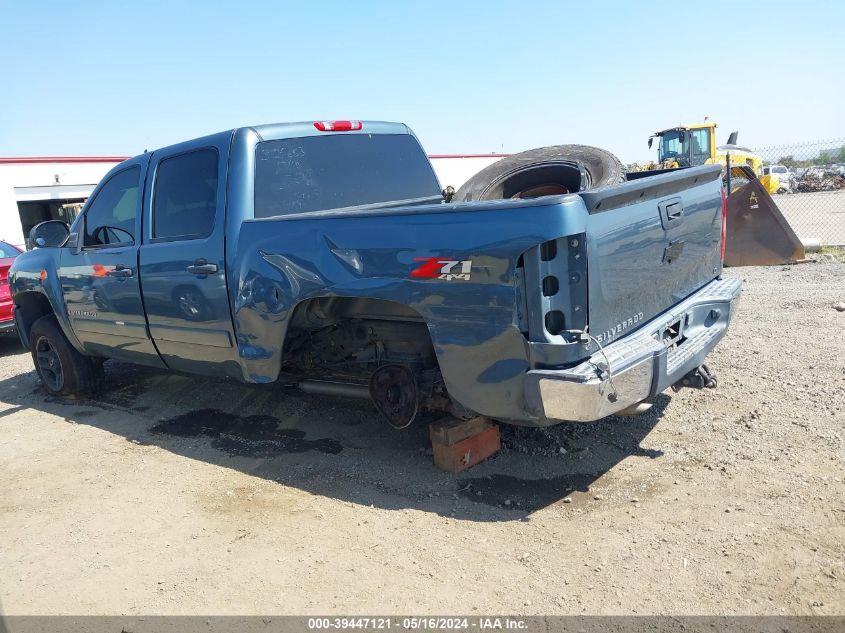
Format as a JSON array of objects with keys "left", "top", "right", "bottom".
[
  {"left": 368, "top": 364, "right": 419, "bottom": 430},
  {"left": 35, "top": 336, "right": 64, "bottom": 392}
]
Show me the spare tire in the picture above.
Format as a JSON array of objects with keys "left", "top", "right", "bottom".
[{"left": 452, "top": 144, "right": 625, "bottom": 202}]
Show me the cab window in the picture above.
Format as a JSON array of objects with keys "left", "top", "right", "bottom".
[
  {"left": 691, "top": 129, "right": 711, "bottom": 165},
  {"left": 254, "top": 134, "right": 439, "bottom": 217},
  {"left": 152, "top": 149, "right": 218, "bottom": 241},
  {"left": 83, "top": 166, "right": 140, "bottom": 247}
]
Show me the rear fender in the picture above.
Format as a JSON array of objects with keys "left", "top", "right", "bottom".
[{"left": 228, "top": 200, "right": 589, "bottom": 420}]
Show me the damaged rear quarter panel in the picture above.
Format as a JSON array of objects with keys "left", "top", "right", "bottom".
[{"left": 229, "top": 199, "right": 587, "bottom": 421}]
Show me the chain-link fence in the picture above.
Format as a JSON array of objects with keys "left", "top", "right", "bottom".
[{"left": 752, "top": 138, "right": 845, "bottom": 245}]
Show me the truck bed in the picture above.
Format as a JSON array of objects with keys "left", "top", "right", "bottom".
[{"left": 230, "top": 165, "right": 728, "bottom": 423}]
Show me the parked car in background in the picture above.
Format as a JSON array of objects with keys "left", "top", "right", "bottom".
[
  {"left": 762, "top": 164, "right": 792, "bottom": 192},
  {"left": 1, "top": 240, "right": 24, "bottom": 332}
]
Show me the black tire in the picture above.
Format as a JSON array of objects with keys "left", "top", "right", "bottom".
[
  {"left": 29, "top": 315, "right": 102, "bottom": 396},
  {"left": 452, "top": 144, "right": 625, "bottom": 202}
]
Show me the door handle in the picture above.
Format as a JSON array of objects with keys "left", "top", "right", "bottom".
[
  {"left": 107, "top": 265, "right": 134, "bottom": 278},
  {"left": 186, "top": 259, "right": 218, "bottom": 275},
  {"left": 658, "top": 197, "right": 684, "bottom": 229},
  {"left": 666, "top": 202, "right": 684, "bottom": 220}
]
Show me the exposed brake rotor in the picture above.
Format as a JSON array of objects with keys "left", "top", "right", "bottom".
[{"left": 369, "top": 364, "right": 419, "bottom": 430}]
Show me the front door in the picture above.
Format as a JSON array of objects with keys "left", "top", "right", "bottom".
[
  {"left": 59, "top": 157, "right": 165, "bottom": 366},
  {"left": 139, "top": 135, "right": 238, "bottom": 377}
]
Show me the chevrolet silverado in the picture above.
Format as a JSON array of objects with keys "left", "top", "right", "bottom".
[{"left": 9, "top": 120, "right": 740, "bottom": 427}]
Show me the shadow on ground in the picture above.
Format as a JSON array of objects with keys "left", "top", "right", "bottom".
[
  {"left": 0, "top": 358, "right": 668, "bottom": 521},
  {"left": 0, "top": 334, "right": 24, "bottom": 358}
]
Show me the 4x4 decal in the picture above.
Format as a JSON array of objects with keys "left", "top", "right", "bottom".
[{"left": 411, "top": 258, "right": 472, "bottom": 281}]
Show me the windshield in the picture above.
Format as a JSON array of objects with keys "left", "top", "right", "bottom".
[
  {"left": 254, "top": 133, "right": 441, "bottom": 218},
  {"left": 658, "top": 129, "right": 688, "bottom": 164},
  {"left": 0, "top": 240, "right": 23, "bottom": 258}
]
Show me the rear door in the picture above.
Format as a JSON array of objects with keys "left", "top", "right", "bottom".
[
  {"left": 138, "top": 133, "right": 238, "bottom": 377},
  {"left": 59, "top": 157, "right": 165, "bottom": 366}
]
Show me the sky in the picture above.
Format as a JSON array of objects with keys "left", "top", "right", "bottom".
[{"left": 1, "top": 0, "right": 842, "bottom": 164}]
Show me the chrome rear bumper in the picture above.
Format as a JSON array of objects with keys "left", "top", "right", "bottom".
[{"left": 524, "top": 277, "right": 742, "bottom": 424}]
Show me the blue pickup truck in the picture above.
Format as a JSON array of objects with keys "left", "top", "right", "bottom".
[{"left": 9, "top": 121, "right": 740, "bottom": 427}]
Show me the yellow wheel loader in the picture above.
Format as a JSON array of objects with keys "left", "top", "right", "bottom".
[
  {"left": 643, "top": 122, "right": 805, "bottom": 266},
  {"left": 646, "top": 122, "right": 776, "bottom": 189}
]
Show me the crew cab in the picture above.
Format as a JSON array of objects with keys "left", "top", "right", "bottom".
[{"left": 10, "top": 121, "right": 740, "bottom": 427}]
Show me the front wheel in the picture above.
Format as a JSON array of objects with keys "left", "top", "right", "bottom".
[{"left": 30, "top": 315, "right": 103, "bottom": 396}]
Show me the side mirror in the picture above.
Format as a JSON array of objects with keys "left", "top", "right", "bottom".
[
  {"left": 442, "top": 185, "right": 455, "bottom": 202},
  {"left": 678, "top": 130, "right": 687, "bottom": 143},
  {"left": 30, "top": 220, "right": 70, "bottom": 248},
  {"left": 648, "top": 137, "right": 653, "bottom": 149},
  {"left": 727, "top": 131, "right": 738, "bottom": 145}
]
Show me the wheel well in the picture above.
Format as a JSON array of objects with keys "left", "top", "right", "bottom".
[
  {"left": 288, "top": 296, "right": 426, "bottom": 331},
  {"left": 281, "top": 296, "right": 435, "bottom": 372},
  {"left": 14, "top": 291, "right": 54, "bottom": 346},
  {"left": 281, "top": 297, "right": 474, "bottom": 422}
]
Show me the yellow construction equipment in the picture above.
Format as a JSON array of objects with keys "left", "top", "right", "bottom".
[
  {"left": 645, "top": 121, "right": 781, "bottom": 193},
  {"left": 643, "top": 121, "right": 805, "bottom": 266}
]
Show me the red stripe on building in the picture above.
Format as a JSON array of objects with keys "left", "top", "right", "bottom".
[{"left": 0, "top": 157, "right": 129, "bottom": 164}]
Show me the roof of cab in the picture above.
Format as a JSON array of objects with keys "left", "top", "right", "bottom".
[
  {"left": 249, "top": 120, "right": 411, "bottom": 142},
  {"left": 102, "top": 121, "right": 415, "bottom": 177}
]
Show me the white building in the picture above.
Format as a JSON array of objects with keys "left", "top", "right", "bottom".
[
  {"left": 0, "top": 153, "right": 505, "bottom": 249},
  {"left": 0, "top": 157, "right": 125, "bottom": 248},
  {"left": 428, "top": 154, "right": 505, "bottom": 193}
]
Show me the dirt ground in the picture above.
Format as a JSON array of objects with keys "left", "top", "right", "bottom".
[{"left": 0, "top": 264, "right": 843, "bottom": 616}]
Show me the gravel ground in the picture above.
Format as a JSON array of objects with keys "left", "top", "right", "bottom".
[{"left": 0, "top": 263, "right": 843, "bottom": 615}]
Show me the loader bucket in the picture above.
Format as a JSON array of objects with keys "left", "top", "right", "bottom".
[{"left": 724, "top": 169, "right": 805, "bottom": 267}]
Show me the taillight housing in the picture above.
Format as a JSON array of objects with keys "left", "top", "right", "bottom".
[
  {"left": 720, "top": 186, "right": 727, "bottom": 264},
  {"left": 313, "top": 120, "right": 363, "bottom": 132},
  {"left": 515, "top": 234, "right": 588, "bottom": 343}
]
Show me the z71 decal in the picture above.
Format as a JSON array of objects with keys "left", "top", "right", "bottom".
[{"left": 411, "top": 258, "right": 473, "bottom": 281}]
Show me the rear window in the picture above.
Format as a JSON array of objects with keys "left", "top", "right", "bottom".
[{"left": 254, "top": 133, "right": 440, "bottom": 218}]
